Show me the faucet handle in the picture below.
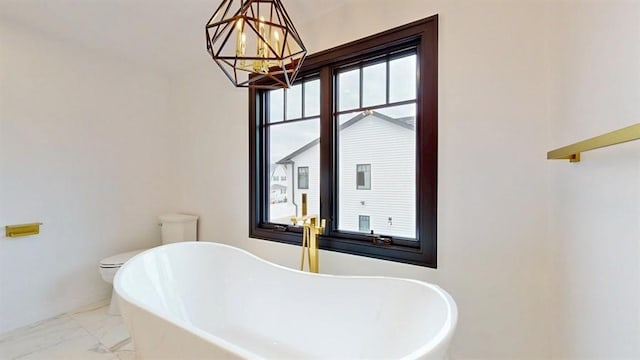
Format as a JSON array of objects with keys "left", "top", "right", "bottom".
[{"left": 318, "top": 218, "right": 326, "bottom": 234}]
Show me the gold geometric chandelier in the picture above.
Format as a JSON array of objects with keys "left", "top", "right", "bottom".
[{"left": 205, "top": 0, "right": 307, "bottom": 89}]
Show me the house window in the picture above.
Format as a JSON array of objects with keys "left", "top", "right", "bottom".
[
  {"left": 249, "top": 15, "right": 438, "bottom": 267},
  {"left": 356, "top": 164, "right": 371, "bottom": 190},
  {"left": 358, "top": 215, "right": 371, "bottom": 232},
  {"left": 298, "top": 167, "right": 309, "bottom": 189}
]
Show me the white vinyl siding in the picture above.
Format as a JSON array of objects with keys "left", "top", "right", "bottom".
[
  {"left": 338, "top": 114, "right": 415, "bottom": 238},
  {"left": 289, "top": 113, "right": 415, "bottom": 238},
  {"left": 291, "top": 146, "right": 320, "bottom": 218}
]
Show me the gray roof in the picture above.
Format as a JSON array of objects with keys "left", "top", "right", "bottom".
[{"left": 276, "top": 111, "right": 415, "bottom": 164}]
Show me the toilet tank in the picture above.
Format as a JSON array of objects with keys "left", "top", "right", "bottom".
[{"left": 159, "top": 213, "right": 198, "bottom": 244}]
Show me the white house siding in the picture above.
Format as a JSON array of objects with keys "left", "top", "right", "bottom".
[
  {"left": 288, "top": 113, "right": 416, "bottom": 238},
  {"left": 338, "top": 115, "right": 416, "bottom": 238},
  {"left": 290, "top": 144, "right": 320, "bottom": 219}
]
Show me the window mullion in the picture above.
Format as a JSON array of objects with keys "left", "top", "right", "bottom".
[
  {"left": 301, "top": 81, "right": 306, "bottom": 117},
  {"left": 283, "top": 88, "right": 287, "bottom": 121},
  {"left": 385, "top": 54, "right": 390, "bottom": 104},
  {"left": 358, "top": 66, "right": 363, "bottom": 109},
  {"left": 319, "top": 66, "right": 334, "bottom": 233}
]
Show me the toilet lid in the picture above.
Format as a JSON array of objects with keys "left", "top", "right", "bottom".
[{"left": 99, "top": 249, "right": 145, "bottom": 268}]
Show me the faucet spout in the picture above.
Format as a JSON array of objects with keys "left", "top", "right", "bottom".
[
  {"left": 290, "top": 193, "right": 325, "bottom": 273},
  {"left": 303, "top": 216, "right": 325, "bottom": 273}
]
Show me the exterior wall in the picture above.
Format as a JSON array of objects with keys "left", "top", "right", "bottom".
[
  {"left": 290, "top": 145, "right": 320, "bottom": 218},
  {"left": 338, "top": 115, "right": 415, "bottom": 238},
  {"left": 287, "top": 115, "right": 415, "bottom": 237}
]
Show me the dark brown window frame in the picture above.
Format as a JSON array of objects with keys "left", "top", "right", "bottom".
[{"left": 249, "top": 15, "right": 438, "bottom": 267}]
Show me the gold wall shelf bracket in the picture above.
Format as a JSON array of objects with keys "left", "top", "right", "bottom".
[
  {"left": 547, "top": 123, "right": 640, "bottom": 163},
  {"left": 5, "top": 222, "right": 43, "bottom": 238}
]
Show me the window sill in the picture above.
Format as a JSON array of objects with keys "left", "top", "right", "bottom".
[{"left": 249, "top": 225, "right": 436, "bottom": 268}]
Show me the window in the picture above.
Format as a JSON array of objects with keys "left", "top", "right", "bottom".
[
  {"left": 358, "top": 215, "right": 371, "bottom": 233},
  {"left": 249, "top": 15, "right": 438, "bottom": 267},
  {"left": 356, "top": 164, "right": 371, "bottom": 190},
  {"left": 298, "top": 167, "right": 309, "bottom": 189}
]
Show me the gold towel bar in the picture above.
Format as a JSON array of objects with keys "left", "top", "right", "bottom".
[
  {"left": 547, "top": 123, "right": 640, "bottom": 162},
  {"left": 5, "top": 223, "right": 43, "bottom": 238}
]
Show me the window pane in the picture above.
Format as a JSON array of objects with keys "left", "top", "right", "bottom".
[
  {"left": 268, "top": 119, "right": 320, "bottom": 224},
  {"left": 268, "top": 89, "right": 284, "bottom": 123},
  {"left": 356, "top": 164, "right": 371, "bottom": 190},
  {"left": 337, "top": 104, "right": 416, "bottom": 238},
  {"left": 356, "top": 171, "right": 365, "bottom": 187},
  {"left": 338, "top": 68, "right": 360, "bottom": 111},
  {"left": 298, "top": 167, "right": 309, "bottom": 189},
  {"left": 304, "top": 79, "right": 320, "bottom": 117},
  {"left": 358, "top": 215, "right": 370, "bottom": 233},
  {"left": 389, "top": 54, "right": 416, "bottom": 103},
  {"left": 286, "top": 84, "right": 302, "bottom": 120},
  {"left": 362, "top": 62, "right": 386, "bottom": 107}
]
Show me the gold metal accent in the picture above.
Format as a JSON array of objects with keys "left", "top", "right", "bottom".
[
  {"left": 205, "top": 0, "right": 308, "bottom": 89},
  {"left": 291, "top": 193, "right": 325, "bottom": 273},
  {"left": 5, "top": 223, "right": 43, "bottom": 238},
  {"left": 297, "top": 215, "right": 325, "bottom": 273},
  {"left": 290, "top": 215, "right": 322, "bottom": 271},
  {"left": 301, "top": 193, "right": 308, "bottom": 217},
  {"left": 547, "top": 123, "right": 640, "bottom": 162}
]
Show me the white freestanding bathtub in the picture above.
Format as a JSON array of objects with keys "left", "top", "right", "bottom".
[{"left": 114, "top": 242, "right": 457, "bottom": 359}]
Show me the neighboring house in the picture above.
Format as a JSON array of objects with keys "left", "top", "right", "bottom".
[
  {"left": 275, "top": 111, "right": 416, "bottom": 238},
  {"left": 269, "top": 163, "right": 297, "bottom": 223},
  {"left": 269, "top": 164, "right": 288, "bottom": 203}
]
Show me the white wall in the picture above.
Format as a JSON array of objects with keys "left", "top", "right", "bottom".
[
  {"left": 170, "top": 1, "right": 555, "bottom": 358},
  {"left": 168, "top": 66, "right": 248, "bottom": 246},
  {"left": 0, "top": 22, "right": 176, "bottom": 333},
  {"left": 546, "top": 1, "right": 640, "bottom": 358}
]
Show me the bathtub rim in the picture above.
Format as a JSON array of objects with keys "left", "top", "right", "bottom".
[{"left": 114, "top": 241, "right": 458, "bottom": 359}]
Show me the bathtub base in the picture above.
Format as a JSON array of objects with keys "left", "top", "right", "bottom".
[
  {"left": 115, "top": 242, "right": 457, "bottom": 360},
  {"left": 119, "top": 301, "right": 241, "bottom": 360}
]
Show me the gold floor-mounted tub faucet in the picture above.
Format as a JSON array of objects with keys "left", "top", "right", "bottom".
[{"left": 290, "top": 193, "right": 325, "bottom": 273}]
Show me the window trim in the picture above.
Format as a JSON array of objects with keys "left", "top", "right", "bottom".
[{"left": 249, "top": 15, "right": 438, "bottom": 268}]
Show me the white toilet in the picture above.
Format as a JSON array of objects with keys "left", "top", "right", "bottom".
[{"left": 99, "top": 213, "right": 198, "bottom": 315}]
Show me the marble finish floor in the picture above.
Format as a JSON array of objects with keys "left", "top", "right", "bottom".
[{"left": 0, "top": 301, "right": 135, "bottom": 360}]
